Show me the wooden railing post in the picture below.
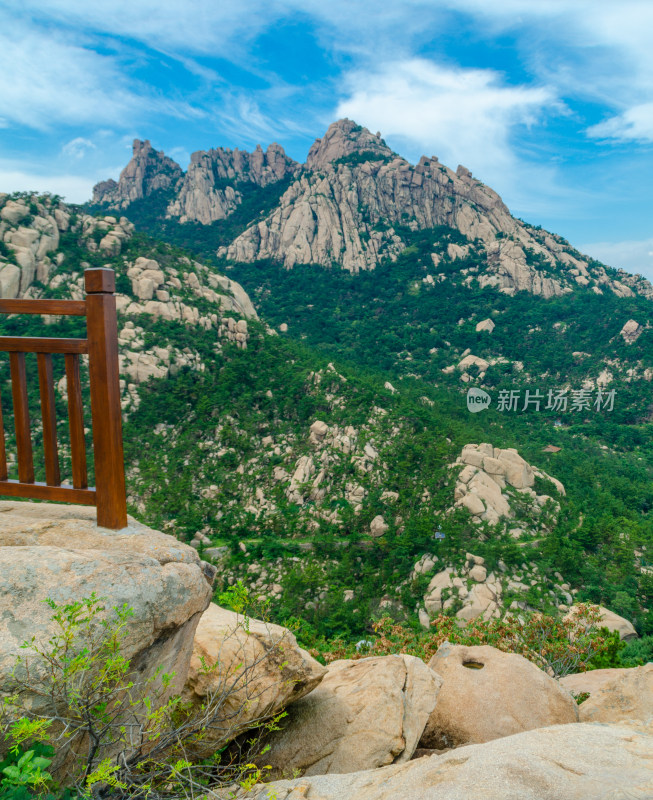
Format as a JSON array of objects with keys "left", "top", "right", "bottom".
[{"left": 85, "top": 268, "right": 127, "bottom": 529}]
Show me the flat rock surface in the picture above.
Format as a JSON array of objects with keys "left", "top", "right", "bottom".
[{"left": 243, "top": 723, "right": 653, "bottom": 800}]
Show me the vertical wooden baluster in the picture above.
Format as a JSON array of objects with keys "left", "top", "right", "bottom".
[
  {"left": 0, "top": 377, "right": 7, "bottom": 481},
  {"left": 85, "top": 268, "right": 127, "bottom": 529},
  {"left": 37, "top": 353, "right": 61, "bottom": 487},
  {"left": 65, "top": 353, "right": 87, "bottom": 490},
  {"left": 9, "top": 352, "right": 34, "bottom": 484}
]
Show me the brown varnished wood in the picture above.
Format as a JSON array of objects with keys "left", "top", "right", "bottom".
[
  {"left": 0, "top": 480, "right": 96, "bottom": 504},
  {"left": 0, "top": 381, "right": 7, "bottom": 481},
  {"left": 0, "top": 337, "right": 88, "bottom": 354},
  {"left": 9, "top": 352, "right": 34, "bottom": 484},
  {"left": 0, "top": 299, "right": 87, "bottom": 316},
  {"left": 85, "top": 269, "right": 127, "bottom": 529},
  {"left": 37, "top": 353, "right": 60, "bottom": 486},
  {"left": 65, "top": 354, "right": 87, "bottom": 490},
  {"left": 0, "top": 268, "right": 127, "bottom": 528}
]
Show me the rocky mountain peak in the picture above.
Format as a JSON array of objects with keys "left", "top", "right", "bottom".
[
  {"left": 166, "top": 142, "right": 300, "bottom": 225},
  {"left": 93, "top": 139, "right": 183, "bottom": 208},
  {"left": 306, "top": 119, "right": 394, "bottom": 169}
]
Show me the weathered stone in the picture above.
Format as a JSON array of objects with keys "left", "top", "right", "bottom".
[
  {"left": 561, "top": 664, "right": 652, "bottom": 727},
  {"left": 620, "top": 319, "right": 643, "bottom": 344},
  {"left": 369, "top": 514, "right": 389, "bottom": 537},
  {"left": 421, "top": 643, "right": 578, "bottom": 748},
  {"left": 244, "top": 723, "right": 653, "bottom": 800},
  {"left": 565, "top": 604, "right": 638, "bottom": 641},
  {"left": 258, "top": 655, "right": 442, "bottom": 777},
  {"left": 0, "top": 502, "right": 212, "bottom": 777},
  {"left": 183, "top": 603, "right": 325, "bottom": 755}
]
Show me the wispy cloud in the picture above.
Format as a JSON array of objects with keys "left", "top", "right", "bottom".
[
  {"left": 0, "top": 12, "right": 204, "bottom": 130},
  {"left": 336, "top": 59, "right": 568, "bottom": 213},
  {"left": 61, "top": 137, "right": 97, "bottom": 158}
]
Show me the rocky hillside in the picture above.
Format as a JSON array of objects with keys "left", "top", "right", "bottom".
[
  {"left": 94, "top": 119, "right": 653, "bottom": 300},
  {"left": 1, "top": 191, "right": 651, "bottom": 648},
  {"left": 0, "top": 192, "right": 259, "bottom": 412}
]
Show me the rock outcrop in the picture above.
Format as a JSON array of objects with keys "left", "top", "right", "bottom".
[
  {"left": 258, "top": 655, "right": 442, "bottom": 777},
  {"left": 0, "top": 501, "right": 213, "bottom": 775},
  {"left": 244, "top": 723, "right": 653, "bottom": 800},
  {"left": 620, "top": 319, "right": 644, "bottom": 344},
  {"left": 92, "top": 139, "right": 183, "bottom": 207},
  {"left": 565, "top": 604, "right": 638, "bottom": 641},
  {"left": 183, "top": 603, "right": 325, "bottom": 755},
  {"left": 167, "top": 144, "right": 299, "bottom": 224},
  {"left": 420, "top": 643, "right": 578, "bottom": 749},
  {"left": 452, "top": 442, "right": 564, "bottom": 526},
  {"left": 561, "top": 664, "right": 652, "bottom": 728}
]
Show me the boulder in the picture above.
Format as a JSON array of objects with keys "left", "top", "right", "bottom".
[
  {"left": 244, "top": 723, "right": 653, "bottom": 800},
  {"left": 258, "top": 655, "right": 442, "bottom": 778},
  {"left": 421, "top": 643, "right": 578, "bottom": 748},
  {"left": 565, "top": 604, "right": 638, "bottom": 641},
  {"left": 620, "top": 319, "right": 643, "bottom": 344},
  {"left": 561, "top": 664, "right": 652, "bottom": 728},
  {"left": 184, "top": 603, "right": 325, "bottom": 755},
  {"left": 369, "top": 514, "right": 389, "bottom": 537},
  {"left": 0, "top": 501, "right": 213, "bottom": 776},
  {"left": 475, "top": 318, "right": 495, "bottom": 333}
]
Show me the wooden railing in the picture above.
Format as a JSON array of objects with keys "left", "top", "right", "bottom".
[{"left": 0, "top": 268, "right": 127, "bottom": 530}]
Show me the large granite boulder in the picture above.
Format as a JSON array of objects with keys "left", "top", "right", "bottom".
[
  {"left": 421, "top": 642, "right": 578, "bottom": 748},
  {"left": 565, "top": 604, "right": 638, "bottom": 641},
  {"left": 561, "top": 664, "right": 653, "bottom": 728},
  {"left": 0, "top": 502, "right": 213, "bottom": 774},
  {"left": 183, "top": 602, "right": 326, "bottom": 755},
  {"left": 258, "top": 655, "right": 442, "bottom": 778},
  {"left": 242, "top": 723, "right": 653, "bottom": 800}
]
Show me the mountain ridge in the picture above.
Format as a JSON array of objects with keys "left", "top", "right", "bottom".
[{"left": 92, "top": 119, "right": 653, "bottom": 301}]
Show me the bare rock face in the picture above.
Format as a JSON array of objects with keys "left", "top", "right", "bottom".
[
  {"left": 0, "top": 501, "right": 213, "bottom": 776},
  {"left": 561, "top": 664, "right": 653, "bottom": 728},
  {"left": 183, "top": 602, "right": 326, "bottom": 755},
  {"left": 620, "top": 319, "right": 644, "bottom": 344},
  {"left": 243, "top": 723, "right": 653, "bottom": 800},
  {"left": 306, "top": 118, "right": 392, "bottom": 169},
  {"left": 420, "top": 643, "right": 578, "bottom": 749},
  {"left": 258, "top": 655, "right": 442, "bottom": 777},
  {"left": 565, "top": 604, "right": 638, "bottom": 641},
  {"left": 167, "top": 143, "right": 299, "bottom": 224},
  {"left": 217, "top": 119, "right": 653, "bottom": 300},
  {"left": 92, "top": 139, "right": 183, "bottom": 207}
]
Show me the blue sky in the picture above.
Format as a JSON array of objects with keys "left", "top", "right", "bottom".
[{"left": 1, "top": 1, "right": 652, "bottom": 277}]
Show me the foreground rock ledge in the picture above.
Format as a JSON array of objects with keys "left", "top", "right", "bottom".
[
  {"left": 0, "top": 502, "right": 213, "bottom": 772},
  {"left": 421, "top": 643, "right": 578, "bottom": 748},
  {"left": 241, "top": 723, "right": 653, "bottom": 800},
  {"left": 257, "top": 654, "right": 442, "bottom": 778},
  {"left": 184, "top": 602, "right": 326, "bottom": 756}
]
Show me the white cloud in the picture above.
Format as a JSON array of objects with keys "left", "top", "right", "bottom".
[
  {"left": 62, "top": 137, "right": 97, "bottom": 158},
  {"left": 580, "top": 238, "right": 653, "bottom": 281},
  {"left": 0, "top": 12, "right": 204, "bottom": 130},
  {"left": 0, "top": 168, "right": 96, "bottom": 204},
  {"left": 587, "top": 103, "right": 653, "bottom": 143},
  {"left": 336, "top": 59, "right": 558, "bottom": 203}
]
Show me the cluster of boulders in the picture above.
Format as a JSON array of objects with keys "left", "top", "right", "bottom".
[
  {"left": 412, "top": 550, "right": 640, "bottom": 636},
  {"left": 1, "top": 503, "right": 650, "bottom": 799},
  {"left": 0, "top": 195, "right": 260, "bottom": 411},
  {"left": 451, "top": 442, "right": 564, "bottom": 527},
  {"left": 0, "top": 195, "right": 68, "bottom": 296}
]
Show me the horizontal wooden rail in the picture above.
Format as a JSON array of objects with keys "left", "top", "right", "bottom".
[
  {"left": 0, "top": 299, "right": 87, "bottom": 316},
  {"left": 0, "top": 337, "right": 88, "bottom": 354},
  {"left": 0, "top": 480, "right": 96, "bottom": 505},
  {"left": 0, "top": 267, "right": 127, "bottom": 529}
]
